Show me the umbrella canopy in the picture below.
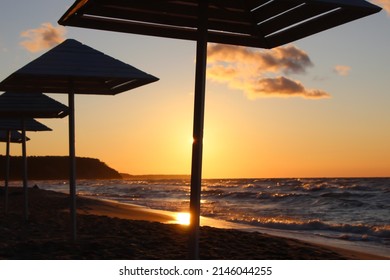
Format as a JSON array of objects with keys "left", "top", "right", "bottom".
[
  {"left": 0, "top": 39, "right": 159, "bottom": 94},
  {"left": 0, "top": 38, "right": 159, "bottom": 239},
  {"left": 0, "top": 91, "right": 68, "bottom": 118},
  {"left": 0, "top": 130, "right": 30, "bottom": 143},
  {"left": 58, "top": 0, "right": 381, "bottom": 49},
  {"left": 0, "top": 118, "right": 52, "bottom": 132},
  {"left": 57, "top": 0, "right": 382, "bottom": 259}
]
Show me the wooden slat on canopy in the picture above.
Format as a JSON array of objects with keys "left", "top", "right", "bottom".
[{"left": 59, "top": 0, "right": 381, "bottom": 49}]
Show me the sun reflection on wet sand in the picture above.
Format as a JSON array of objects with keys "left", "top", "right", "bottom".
[{"left": 175, "top": 212, "right": 191, "bottom": 225}]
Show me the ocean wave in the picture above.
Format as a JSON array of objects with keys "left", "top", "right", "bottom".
[
  {"left": 232, "top": 218, "right": 390, "bottom": 240},
  {"left": 320, "top": 191, "right": 376, "bottom": 199},
  {"left": 256, "top": 192, "right": 308, "bottom": 200},
  {"left": 294, "top": 183, "right": 332, "bottom": 192},
  {"left": 337, "top": 198, "right": 367, "bottom": 208},
  {"left": 220, "top": 191, "right": 259, "bottom": 199},
  {"left": 35, "top": 178, "right": 390, "bottom": 247},
  {"left": 202, "top": 188, "right": 311, "bottom": 200}
]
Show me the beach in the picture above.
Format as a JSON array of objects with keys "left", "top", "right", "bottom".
[{"left": 0, "top": 186, "right": 387, "bottom": 260}]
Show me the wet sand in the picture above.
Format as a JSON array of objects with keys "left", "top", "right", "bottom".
[{"left": 0, "top": 187, "right": 387, "bottom": 260}]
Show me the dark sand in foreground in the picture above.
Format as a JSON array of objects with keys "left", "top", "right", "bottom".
[{"left": 0, "top": 187, "right": 387, "bottom": 260}]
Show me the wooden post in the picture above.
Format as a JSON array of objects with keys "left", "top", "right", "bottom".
[
  {"left": 4, "top": 129, "right": 11, "bottom": 214},
  {"left": 189, "top": 0, "right": 208, "bottom": 260},
  {"left": 21, "top": 119, "right": 28, "bottom": 222},
  {"left": 68, "top": 85, "right": 77, "bottom": 241}
]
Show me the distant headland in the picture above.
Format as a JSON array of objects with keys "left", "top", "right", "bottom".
[
  {"left": 0, "top": 155, "right": 190, "bottom": 181},
  {"left": 120, "top": 173, "right": 190, "bottom": 180},
  {"left": 0, "top": 156, "right": 121, "bottom": 180}
]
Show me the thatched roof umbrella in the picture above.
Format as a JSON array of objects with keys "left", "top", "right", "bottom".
[
  {"left": 57, "top": 0, "right": 382, "bottom": 258},
  {"left": 0, "top": 39, "right": 158, "bottom": 239}
]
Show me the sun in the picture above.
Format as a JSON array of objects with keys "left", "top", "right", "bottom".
[{"left": 175, "top": 212, "right": 191, "bottom": 225}]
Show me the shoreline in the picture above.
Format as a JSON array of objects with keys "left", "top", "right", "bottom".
[
  {"left": 81, "top": 196, "right": 390, "bottom": 260},
  {"left": 0, "top": 187, "right": 388, "bottom": 260}
]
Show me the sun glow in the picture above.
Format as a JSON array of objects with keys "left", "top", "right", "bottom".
[{"left": 175, "top": 212, "right": 191, "bottom": 225}]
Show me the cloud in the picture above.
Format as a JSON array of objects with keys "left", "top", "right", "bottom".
[
  {"left": 372, "top": 0, "right": 390, "bottom": 16},
  {"left": 208, "top": 44, "right": 313, "bottom": 75},
  {"left": 251, "top": 77, "right": 330, "bottom": 99},
  {"left": 20, "top": 23, "right": 66, "bottom": 53},
  {"left": 333, "top": 65, "right": 351, "bottom": 76},
  {"left": 207, "top": 44, "right": 330, "bottom": 99}
]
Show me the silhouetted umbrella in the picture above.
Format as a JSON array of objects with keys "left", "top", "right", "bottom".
[
  {"left": 0, "top": 118, "right": 50, "bottom": 215},
  {"left": 1, "top": 130, "right": 28, "bottom": 213},
  {"left": 57, "top": 0, "right": 381, "bottom": 258},
  {"left": 0, "top": 91, "right": 68, "bottom": 118},
  {"left": 0, "top": 130, "right": 29, "bottom": 143},
  {"left": 0, "top": 119, "right": 52, "bottom": 131},
  {"left": 0, "top": 39, "right": 158, "bottom": 239},
  {"left": 0, "top": 92, "right": 68, "bottom": 219}
]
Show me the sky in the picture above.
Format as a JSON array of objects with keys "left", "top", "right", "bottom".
[{"left": 0, "top": 0, "right": 389, "bottom": 179}]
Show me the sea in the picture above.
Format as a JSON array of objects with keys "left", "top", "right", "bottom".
[{"left": 29, "top": 177, "right": 390, "bottom": 258}]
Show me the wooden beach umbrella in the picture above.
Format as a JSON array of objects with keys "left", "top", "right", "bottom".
[
  {"left": 0, "top": 92, "right": 68, "bottom": 219},
  {"left": 57, "top": 0, "right": 381, "bottom": 259},
  {"left": 0, "top": 39, "right": 158, "bottom": 239},
  {"left": 0, "top": 130, "right": 29, "bottom": 143},
  {"left": 0, "top": 118, "right": 50, "bottom": 216},
  {"left": 0, "top": 92, "right": 68, "bottom": 118}
]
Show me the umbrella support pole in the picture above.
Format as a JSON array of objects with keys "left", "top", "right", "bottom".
[
  {"left": 22, "top": 119, "right": 28, "bottom": 222},
  {"left": 4, "top": 129, "right": 11, "bottom": 214},
  {"left": 189, "top": 0, "right": 208, "bottom": 260},
  {"left": 68, "top": 90, "right": 77, "bottom": 241}
]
